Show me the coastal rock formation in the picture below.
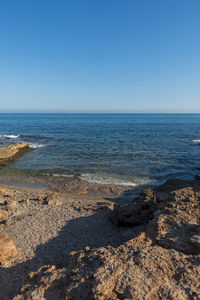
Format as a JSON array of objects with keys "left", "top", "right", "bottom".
[
  {"left": 14, "top": 238, "right": 200, "bottom": 299},
  {"left": 111, "top": 187, "right": 158, "bottom": 226},
  {"left": 0, "top": 143, "right": 30, "bottom": 163},
  {"left": 0, "top": 234, "right": 18, "bottom": 262},
  {"left": 148, "top": 185, "right": 200, "bottom": 255},
  {"left": 13, "top": 179, "right": 200, "bottom": 299}
]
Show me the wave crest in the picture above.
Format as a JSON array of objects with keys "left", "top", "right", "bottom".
[
  {"left": 28, "top": 143, "right": 46, "bottom": 149},
  {"left": 0, "top": 134, "right": 20, "bottom": 139},
  {"left": 80, "top": 174, "right": 151, "bottom": 187},
  {"left": 193, "top": 139, "right": 200, "bottom": 144}
]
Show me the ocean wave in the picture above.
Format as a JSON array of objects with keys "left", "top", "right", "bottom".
[
  {"left": 0, "top": 133, "right": 48, "bottom": 149},
  {"left": 52, "top": 173, "right": 74, "bottom": 178},
  {"left": 80, "top": 174, "right": 151, "bottom": 187},
  {"left": 28, "top": 143, "right": 46, "bottom": 149},
  {"left": 0, "top": 134, "right": 20, "bottom": 139},
  {"left": 45, "top": 173, "right": 74, "bottom": 178},
  {"left": 43, "top": 172, "right": 151, "bottom": 186},
  {"left": 192, "top": 139, "right": 200, "bottom": 144}
]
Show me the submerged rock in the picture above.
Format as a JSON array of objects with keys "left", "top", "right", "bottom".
[
  {"left": 0, "top": 234, "right": 18, "bottom": 262},
  {"left": 0, "top": 143, "right": 30, "bottom": 163}
]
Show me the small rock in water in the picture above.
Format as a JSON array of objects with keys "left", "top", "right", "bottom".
[{"left": 0, "top": 143, "right": 30, "bottom": 163}]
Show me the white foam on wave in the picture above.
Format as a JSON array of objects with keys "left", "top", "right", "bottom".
[
  {"left": 192, "top": 139, "right": 200, "bottom": 144},
  {"left": 52, "top": 173, "right": 74, "bottom": 178},
  {"left": 0, "top": 134, "right": 20, "bottom": 139},
  {"left": 28, "top": 143, "right": 46, "bottom": 149},
  {"left": 80, "top": 174, "right": 151, "bottom": 187},
  {"left": 44, "top": 172, "right": 153, "bottom": 187},
  {"left": 45, "top": 173, "right": 74, "bottom": 178}
]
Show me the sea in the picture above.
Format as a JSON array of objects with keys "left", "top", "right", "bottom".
[{"left": 0, "top": 113, "right": 200, "bottom": 187}]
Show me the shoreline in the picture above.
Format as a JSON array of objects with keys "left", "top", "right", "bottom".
[
  {"left": 0, "top": 172, "right": 199, "bottom": 299},
  {"left": 0, "top": 171, "right": 145, "bottom": 198}
]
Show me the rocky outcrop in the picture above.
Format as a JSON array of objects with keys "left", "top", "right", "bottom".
[
  {"left": 111, "top": 187, "right": 158, "bottom": 226},
  {"left": 14, "top": 179, "right": 200, "bottom": 299},
  {"left": 148, "top": 185, "right": 200, "bottom": 255},
  {"left": 0, "top": 143, "right": 30, "bottom": 163},
  {"left": 111, "top": 180, "right": 200, "bottom": 255},
  {"left": 14, "top": 237, "right": 200, "bottom": 299},
  {"left": 0, "top": 234, "right": 18, "bottom": 262}
]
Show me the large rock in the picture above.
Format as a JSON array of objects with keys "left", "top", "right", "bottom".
[
  {"left": 111, "top": 188, "right": 158, "bottom": 226},
  {"left": 0, "top": 143, "right": 30, "bottom": 163},
  {"left": 0, "top": 234, "right": 18, "bottom": 262},
  {"left": 112, "top": 180, "right": 200, "bottom": 255},
  {"left": 148, "top": 186, "right": 200, "bottom": 254}
]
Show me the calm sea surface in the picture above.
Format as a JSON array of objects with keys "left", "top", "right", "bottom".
[{"left": 0, "top": 113, "right": 200, "bottom": 187}]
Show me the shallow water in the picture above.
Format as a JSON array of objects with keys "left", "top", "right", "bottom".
[{"left": 0, "top": 113, "right": 200, "bottom": 186}]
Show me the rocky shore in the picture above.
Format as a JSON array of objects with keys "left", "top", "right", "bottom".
[
  {"left": 0, "top": 143, "right": 30, "bottom": 163},
  {"left": 0, "top": 175, "right": 199, "bottom": 299}
]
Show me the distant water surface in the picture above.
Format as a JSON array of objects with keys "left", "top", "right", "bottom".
[{"left": 0, "top": 113, "right": 200, "bottom": 187}]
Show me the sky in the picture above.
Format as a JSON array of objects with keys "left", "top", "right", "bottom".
[{"left": 0, "top": 0, "right": 200, "bottom": 113}]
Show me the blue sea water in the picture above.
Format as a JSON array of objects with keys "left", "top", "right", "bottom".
[{"left": 0, "top": 113, "right": 200, "bottom": 187}]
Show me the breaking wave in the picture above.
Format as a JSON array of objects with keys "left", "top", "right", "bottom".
[
  {"left": 80, "top": 174, "right": 152, "bottom": 187},
  {"left": 192, "top": 139, "right": 200, "bottom": 144},
  {"left": 0, "top": 134, "right": 20, "bottom": 139},
  {"left": 28, "top": 143, "right": 46, "bottom": 149}
]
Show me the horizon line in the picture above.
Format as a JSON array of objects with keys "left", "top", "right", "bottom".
[{"left": 0, "top": 111, "right": 200, "bottom": 114}]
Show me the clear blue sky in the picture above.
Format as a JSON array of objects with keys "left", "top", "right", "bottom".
[{"left": 0, "top": 0, "right": 200, "bottom": 113}]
